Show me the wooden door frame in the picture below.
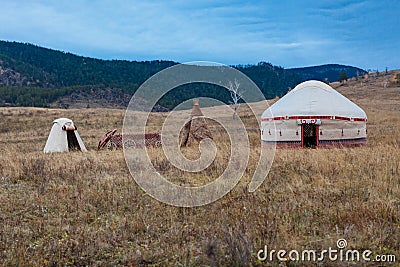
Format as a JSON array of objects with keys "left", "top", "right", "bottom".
[{"left": 301, "top": 124, "right": 319, "bottom": 148}]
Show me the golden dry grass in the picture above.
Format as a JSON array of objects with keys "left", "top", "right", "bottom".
[{"left": 0, "top": 73, "right": 399, "bottom": 266}]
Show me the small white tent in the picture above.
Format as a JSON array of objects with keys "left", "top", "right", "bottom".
[
  {"left": 44, "top": 118, "right": 87, "bottom": 153},
  {"left": 261, "top": 80, "right": 367, "bottom": 148}
]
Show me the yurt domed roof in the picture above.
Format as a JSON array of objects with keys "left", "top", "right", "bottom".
[{"left": 262, "top": 80, "right": 366, "bottom": 119}]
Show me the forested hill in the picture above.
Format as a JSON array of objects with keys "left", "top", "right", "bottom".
[
  {"left": 0, "top": 41, "right": 176, "bottom": 89},
  {"left": 0, "top": 40, "right": 365, "bottom": 109},
  {"left": 288, "top": 64, "right": 366, "bottom": 83}
]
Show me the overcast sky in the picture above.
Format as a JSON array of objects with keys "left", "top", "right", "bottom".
[{"left": 1, "top": 0, "right": 399, "bottom": 70}]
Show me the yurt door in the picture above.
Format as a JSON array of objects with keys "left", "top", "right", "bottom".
[{"left": 302, "top": 124, "right": 319, "bottom": 148}]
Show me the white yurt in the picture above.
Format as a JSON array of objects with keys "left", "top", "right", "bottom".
[
  {"left": 261, "top": 80, "right": 367, "bottom": 148},
  {"left": 44, "top": 118, "right": 87, "bottom": 153}
]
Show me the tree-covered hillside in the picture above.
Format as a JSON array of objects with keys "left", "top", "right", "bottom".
[
  {"left": 0, "top": 40, "right": 365, "bottom": 109},
  {"left": 0, "top": 41, "right": 176, "bottom": 90},
  {"left": 288, "top": 64, "right": 366, "bottom": 83}
]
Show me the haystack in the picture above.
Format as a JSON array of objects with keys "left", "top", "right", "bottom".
[{"left": 180, "top": 100, "right": 213, "bottom": 147}]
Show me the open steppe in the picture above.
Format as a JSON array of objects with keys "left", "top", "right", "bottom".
[{"left": 0, "top": 72, "right": 399, "bottom": 266}]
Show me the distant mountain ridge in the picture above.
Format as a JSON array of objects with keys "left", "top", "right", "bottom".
[
  {"left": 0, "top": 40, "right": 366, "bottom": 108},
  {"left": 288, "top": 64, "right": 366, "bottom": 83}
]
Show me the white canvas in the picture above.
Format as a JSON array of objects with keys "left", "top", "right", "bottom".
[
  {"left": 262, "top": 80, "right": 366, "bottom": 119},
  {"left": 44, "top": 118, "right": 87, "bottom": 153}
]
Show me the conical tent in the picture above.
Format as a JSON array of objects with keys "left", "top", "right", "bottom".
[
  {"left": 44, "top": 118, "right": 87, "bottom": 153},
  {"left": 261, "top": 80, "right": 367, "bottom": 148},
  {"left": 180, "top": 100, "right": 213, "bottom": 147}
]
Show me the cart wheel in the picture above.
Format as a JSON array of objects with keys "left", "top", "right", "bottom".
[
  {"left": 154, "top": 140, "right": 162, "bottom": 147},
  {"left": 123, "top": 139, "right": 136, "bottom": 149},
  {"left": 106, "top": 141, "right": 118, "bottom": 150}
]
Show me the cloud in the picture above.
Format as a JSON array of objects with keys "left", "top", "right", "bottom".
[{"left": 0, "top": 0, "right": 399, "bottom": 70}]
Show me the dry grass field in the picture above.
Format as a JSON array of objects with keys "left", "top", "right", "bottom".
[{"left": 0, "top": 72, "right": 399, "bottom": 266}]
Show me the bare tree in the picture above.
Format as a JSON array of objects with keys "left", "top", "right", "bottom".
[{"left": 227, "top": 79, "right": 243, "bottom": 119}]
